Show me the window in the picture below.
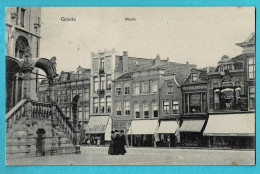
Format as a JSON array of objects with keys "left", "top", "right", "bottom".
[
  {"left": 249, "top": 86, "right": 255, "bottom": 110},
  {"left": 16, "top": 7, "right": 19, "bottom": 25},
  {"left": 72, "top": 89, "right": 76, "bottom": 98},
  {"left": 125, "top": 101, "right": 130, "bottom": 115},
  {"left": 152, "top": 101, "right": 158, "bottom": 118},
  {"left": 100, "top": 75, "right": 105, "bottom": 90},
  {"left": 106, "top": 74, "right": 112, "bottom": 90},
  {"left": 78, "top": 107, "right": 83, "bottom": 120},
  {"left": 100, "top": 97, "right": 105, "bottom": 113},
  {"left": 106, "top": 96, "right": 111, "bottom": 113},
  {"left": 93, "top": 97, "right": 98, "bottom": 113},
  {"left": 248, "top": 57, "right": 255, "bottom": 79},
  {"left": 66, "top": 107, "right": 71, "bottom": 119},
  {"left": 78, "top": 89, "right": 82, "bottom": 99},
  {"left": 116, "top": 83, "right": 121, "bottom": 95},
  {"left": 61, "top": 107, "right": 66, "bottom": 115},
  {"left": 143, "top": 81, "right": 149, "bottom": 94},
  {"left": 135, "top": 82, "right": 140, "bottom": 95},
  {"left": 93, "top": 76, "right": 99, "bottom": 91},
  {"left": 191, "top": 73, "right": 198, "bottom": 82},
  {"left": 85, "top": 106, "right": 89, "bottom": 120},
  {"left": 234, "top": 62, "right": 243, "bottom": 70},
  {"left": 116, "top": 102, "right": 122, "bottom": 116},
  {"left": 167, "top": 82, "right": 173, "bottom": 94},
  {"left": 93, "top": 61, "right": 98, "bottom": 71},
  {"left": 124, "top": 83, "right": 130, "bottom": 95},
  {"left": 100, "top": 59, "right": 105, "bottom": 70},
  {"left": 67, "top": 89, "right": 71, "bottom": 102},
  {"left": 163, "top": 101, "right": 170, "bottom": 115},
  {"left": 143, "top": 102, "right": 149, "bottom": 118},
  {"left": 84, "top": 88, "right": 89, "bottom": 101},
  {"left": 134, "top": 102, "right": 140, "bottom": 118},
  {"left": 15, "top": 36, "right": 29, "bottom": 59},
  {"left": 62, "top": 75, "right": 67, "bottom": 81},
  {"left": 78, "top": 71, "right": 82, "bottom": 79},
  {"left": 185, "top": 93, "right": 207, "bottom": 113},
  {"left": 151, "top": 80, "right": 158, "bottom": 93},
  {"left": 20, "top": 8, "right": 26, "bottom": 27},
  {"left": 172, "top": 101, "right": 179, "bottom": 114}
]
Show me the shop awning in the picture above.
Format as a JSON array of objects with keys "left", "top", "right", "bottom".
[
  {"left": 203, "top": 113, "right": 255, "bottom": 136},
  {"left": 156, "top": 121, "right": 178, "bottom": 134},
  {"left": 179, "top": 120, "right": 205, "bottom": 132},
  {"left": 127, "top": 120, "right": 159, "bottom": 135},
  {"left": 85, "top": 116, "right": 110, "bottom": 134}
]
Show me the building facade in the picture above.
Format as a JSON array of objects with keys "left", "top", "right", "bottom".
[
  {"left": 88, "top": 49, "right": 196, "bottom": 145},
  {"left": 204, "top": 33, "right": 255, "bottom": 149},
  {"left": 38, "top": 66, "right": 91, "bottom": 126},
  {"left": 5, "top": 7, "right": 41, "bottom": 112},
  {"left": 112, "top": 57, "right": 196, "bottom": 147},
  {"left": 180, "top": 33, "right": 255, "bottom": 149}
]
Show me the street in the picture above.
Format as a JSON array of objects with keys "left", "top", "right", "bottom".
[{"left": 6, "top": 146, "right": 255, "bottom": 165}]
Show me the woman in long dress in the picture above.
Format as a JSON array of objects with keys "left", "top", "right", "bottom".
[{"left": 108, "top": 131, "right": 116, "bottom": 155}]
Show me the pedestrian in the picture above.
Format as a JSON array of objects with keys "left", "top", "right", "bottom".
[
  {"left": 114, "top": 130, "right": 120, "bottom": 155},
  {"left": 118, "top": 130, "right": 127, "bottom": 155},
  {"left": 97, "top": 136, "right": 101, "bottom": 146},
  {"left": 87, "top": 138, "right": 90, "bottom": 146},
  {"left": 108, "top": 131, "right": 116, "bottom": 155}
]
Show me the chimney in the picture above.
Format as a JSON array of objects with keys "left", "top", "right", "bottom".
[
  {"left": 166, "top": 57, "right": 169, "bottom": 62},
  {"left": 186, "top": 61, "right": 189, "bottom": 65},
  {"left": 122, "top": 51, "right": 129, "bottom": 72}
]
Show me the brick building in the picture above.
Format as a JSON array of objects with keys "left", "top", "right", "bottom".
[
  {"left": 203, "top": 33, "right": 255, "bottom": 149},
  {"left": 38, "top": 66, "right": 91, "bottom": 126},
  {"left": 179, "top": 33, "right": 255, "bottom": 149},
  {"left": 112, "top": 56, "right": 196, "bottom": 147},
  {"left": 88, "top": 49, "right": 196, "bottom": 145}
]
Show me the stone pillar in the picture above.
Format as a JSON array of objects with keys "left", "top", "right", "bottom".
[
  {"left": 22, "top": 67, "right": 34, "bottom": 100},
  {"left": 47, "top": 77, "right": 55, "bottom": 102}
]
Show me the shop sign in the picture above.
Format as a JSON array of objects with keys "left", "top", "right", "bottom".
[{"left": 182, "top": 84, "right": 207, "bottom": 91}]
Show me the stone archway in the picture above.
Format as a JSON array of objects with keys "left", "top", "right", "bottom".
[{"left": 36, "top": 128, "right": 46, "bottom": 157}]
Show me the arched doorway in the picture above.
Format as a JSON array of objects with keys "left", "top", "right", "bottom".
[{"left": 36, "top": 129, "right": 46, "bottom": 157}]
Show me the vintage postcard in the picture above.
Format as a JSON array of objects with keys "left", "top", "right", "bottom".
[{"left": 5, "top": 7, "right": 255, "bottom": 166}]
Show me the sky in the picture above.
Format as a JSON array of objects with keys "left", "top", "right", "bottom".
[{"left": 40, "top": 7, "right": 255, "bottom": 74}]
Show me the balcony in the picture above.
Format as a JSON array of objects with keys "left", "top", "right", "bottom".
[{"left": 99, "top": 69, "right": 105, "bottom": 74}]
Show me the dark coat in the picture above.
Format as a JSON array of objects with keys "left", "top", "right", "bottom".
[{"left": 108, "top": 135, "right": 116, "bottom": 155}]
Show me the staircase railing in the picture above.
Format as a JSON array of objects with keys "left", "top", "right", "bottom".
[
  {"left": 54, "top": 105, "right": 77, "bottom": 145},
  {"left": 5, "top": 99, "right": 27, "bottom": 133},
  {"left": 6, "top": 99, "right": 77, "bottom": 145}
]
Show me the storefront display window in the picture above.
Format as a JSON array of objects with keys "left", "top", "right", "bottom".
[
  {"left": 249, "top": 86, "right": 255, "bottom": 110},
  {"left": 184, "top": 93, "right": 206, "bottom": 114}
]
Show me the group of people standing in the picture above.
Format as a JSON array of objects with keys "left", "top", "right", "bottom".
[{"left": 108, "top": 130, "right": 127, "bottom": 155}]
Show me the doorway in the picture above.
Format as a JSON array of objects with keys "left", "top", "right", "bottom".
[{"left": 36, "top": 129, "right": 46, "bottom": 157}]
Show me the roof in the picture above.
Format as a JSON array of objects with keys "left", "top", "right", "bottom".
[{"left": 236, "top": 33, "right": 255, "bottom": 47}]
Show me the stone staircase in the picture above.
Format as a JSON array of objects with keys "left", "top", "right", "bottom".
[{"left": 5, "top": 99, "right": 79, "bottom": 159}]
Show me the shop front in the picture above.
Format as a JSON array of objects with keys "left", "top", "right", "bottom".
[
  {"left": 85, "top": 116, "right": 112, "bottom": 145},
  {"left": 179, "top": 120, "right": 206, "bottom": 147},
  {"left": 203, "top": 113, "right": 255, "bottom": 149},
  {"left": 127, "top": 120, "right": 159, "bottom": 147},
  {"left": 155, "top": 120, "right": 179, "bottom": 147}
]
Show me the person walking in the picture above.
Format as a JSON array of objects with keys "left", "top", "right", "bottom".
[
  {"left": 118, "top": 130, "right": 127, "bottom": 155},
  {"left": 108, "top": 131, "right": 116, "bottom": 155},
  {"left": 114, "top": 130, "right": 120, "bottom": 155},
  {"left": 97, "top": 136, "right": 101, "bottom": 147}
]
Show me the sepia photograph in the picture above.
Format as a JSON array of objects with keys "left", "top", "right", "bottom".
[{"left": 5, "top": 7, "right": 255, "bottom": 166}]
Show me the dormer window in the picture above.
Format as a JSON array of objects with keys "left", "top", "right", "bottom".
[
  {"left": 100, "top": 59, "right": 105, "bottom": 70},
  {"left": 191, "top": 73, "right": 198, "bottom": 82}
]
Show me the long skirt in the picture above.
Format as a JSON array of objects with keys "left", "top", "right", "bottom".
[{"left": 108, "top": 141, "right": 115, "bottom": 155}]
